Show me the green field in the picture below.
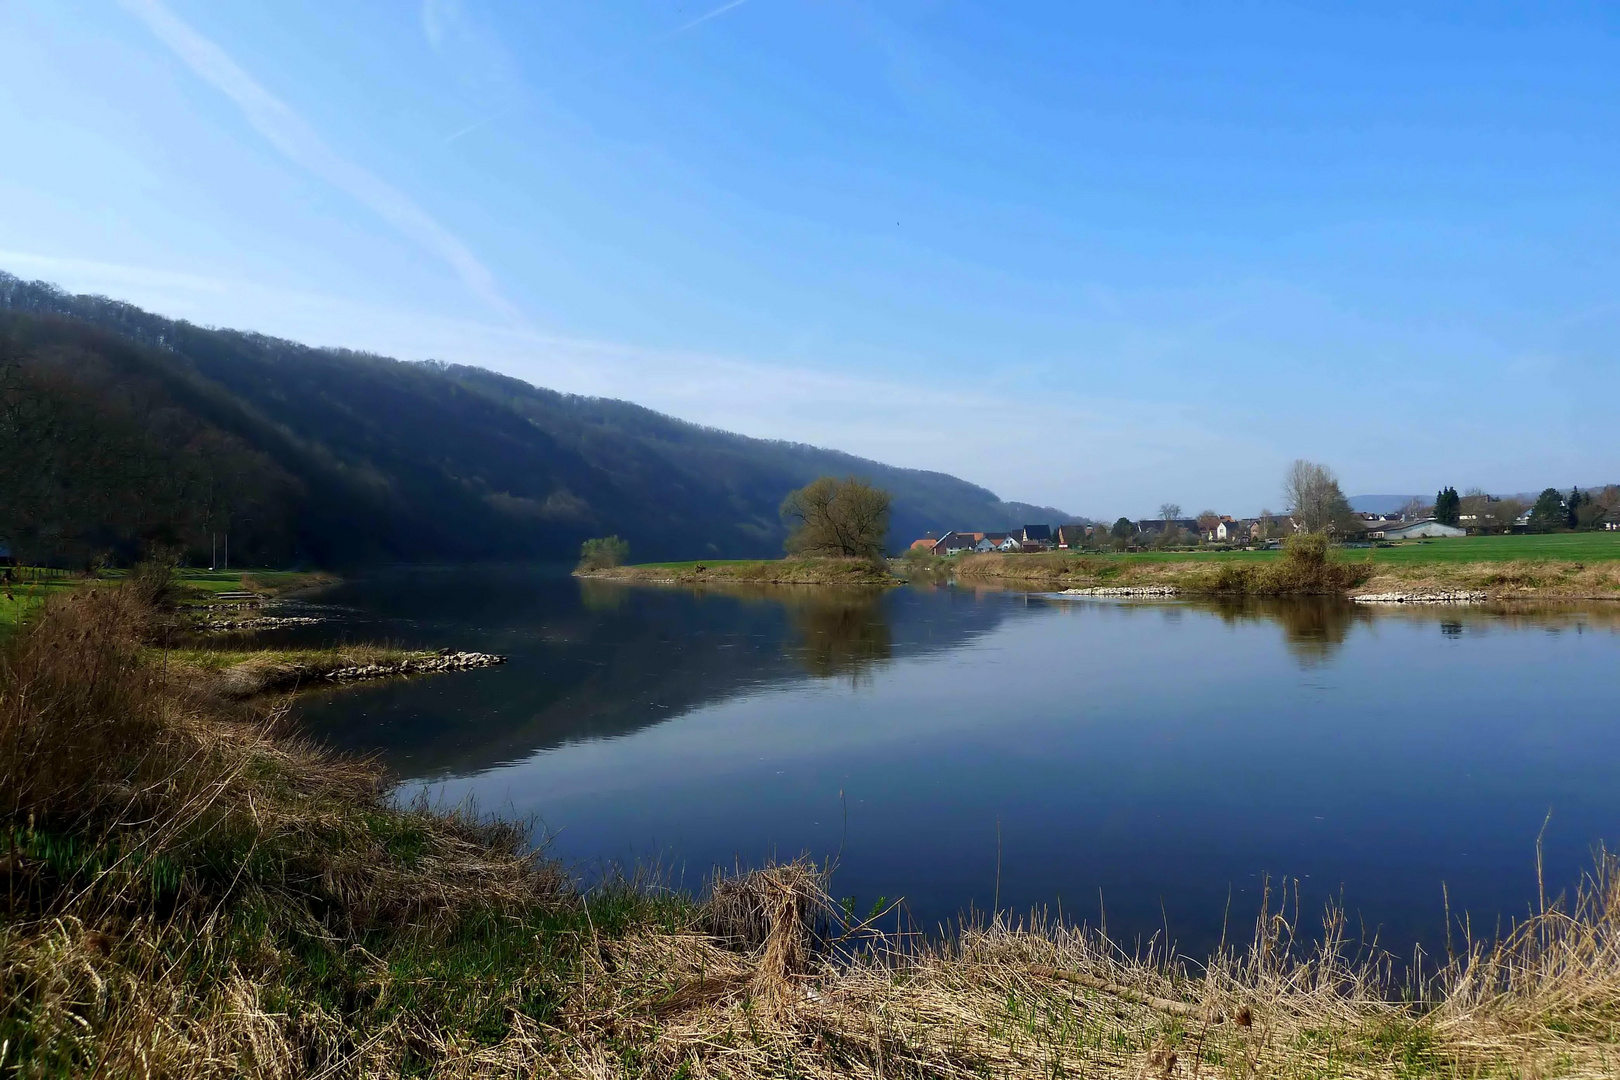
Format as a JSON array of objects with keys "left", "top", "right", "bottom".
[
  {"left": 0, "top": 566, "right": 332, "bottom": 630},
  {"left": 1355, "top": 531, "right": 1620, "bottom": 563},
  {"left": 0, "top": 569, "right": 82, "bottom": 629}
]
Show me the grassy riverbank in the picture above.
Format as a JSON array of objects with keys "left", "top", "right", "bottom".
[
  {"left": 578, "top": 555, "right": 898, "bottom": 586},
  {"left": 0, "top": 566, "right": 336, "bottom": 632},
  {"left": 160, "top": 644, "right": 433, "bottom": 697},
  {"left": 4, "top": 581, "right": 1618, "bottom": 1077},
  {"left": 949, "top": 532, "right": 1620, "bottom": 599}
]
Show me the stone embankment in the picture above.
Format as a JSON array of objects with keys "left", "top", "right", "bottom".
[
  {"left": 200, "top": 614, "right": 325, "bottom": 631},
  {"left": 1351, "top": 591, "right": 1490, "bottom": 604},
  {"left": 1059, "top": 586, "right": 1181, "bottom": 598},
  {"left": 324, "top": 650, "right": 506, "bottom": 682}
]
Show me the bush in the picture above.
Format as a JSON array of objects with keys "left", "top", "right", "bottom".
[{"left": 577, "top": 535, "right": 630, "bottom": 571}]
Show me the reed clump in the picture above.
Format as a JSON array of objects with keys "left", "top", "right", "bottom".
[{"left": 3, "top": 577, "right": 1618, "bottom": 1077}]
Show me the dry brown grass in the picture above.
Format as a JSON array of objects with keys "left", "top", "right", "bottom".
[
  {"left": 959, "top": 535, "right": 1373, "bottom": 597},
  {"left": 1358, "top": 559, "right": 1620, "bottom": 599},
  {"left": 3, "top": 579, "right": 1618, "bottom": 1077}
]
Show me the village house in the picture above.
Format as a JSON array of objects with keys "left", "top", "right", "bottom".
[
  {"left": 1135, "top": 518, "right": 1200, "bottom": 537},
  {"left": 975, "top": 532, "right": 1019, "bottom": 552},
  {"left": 1019, "top": 524, "right": 1053, "bottom": 550},
  {"left": 929, "top": 531, "right": 986, "bottom": 555},
  {"left": 1054, "top": 524, "right": 1087, "bottom": 549}
]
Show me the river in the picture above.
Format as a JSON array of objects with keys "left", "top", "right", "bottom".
[{"left": 286, "top": 564, "right": 1620, "bottom": 960}]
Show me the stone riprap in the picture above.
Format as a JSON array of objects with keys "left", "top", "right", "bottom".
[
  {"left": 1058, "top": 586, "right": 1181, "bottom": 597},
  {"left": 1350, "top": 591, "right": 1490, "bottom": 604},
  {"left": 325, "top": 651, "right": 507, "bottom": 682},
  {"left": 200, "top": 615, "right": 325, "bottom": 631}
]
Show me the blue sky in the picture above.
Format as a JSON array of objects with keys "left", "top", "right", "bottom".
[{"left": 1, "top": 1, "right": 1616, "bottom": 517}]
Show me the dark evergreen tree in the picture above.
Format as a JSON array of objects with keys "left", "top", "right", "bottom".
[
  {"left": 1434, "top": 486, "right": 1461, "bottom": 526},
  {"left": 1566, "top": 487, "right": 1585, "bottom": 530},
  {"left": 1529, "top": 488, "right": 1565, "bottom": 533}
]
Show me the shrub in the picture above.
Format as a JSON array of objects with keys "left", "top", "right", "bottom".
[{"left": 577, "top": 535, "right": 630, "bottom": 571}]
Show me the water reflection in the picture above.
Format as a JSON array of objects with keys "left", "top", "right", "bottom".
[
  {"left": 287, "top": 569, "right": 1620, "bottom": 959},
  {"left": 1194, "top": 596, "right": 1360, "bottom": 665},
  {"left": 295, "top": 571, "right": 998, "bottom": 778},
  {"left": 786, "top": 588, "right": 892, "bottom": 679}
]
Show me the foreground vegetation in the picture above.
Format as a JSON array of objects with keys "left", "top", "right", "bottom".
[{"left": 3, "top": 579, "right": 1619, "bottom": 1077}]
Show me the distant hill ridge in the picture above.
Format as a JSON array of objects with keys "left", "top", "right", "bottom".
[{"left": 0, "top": 272, "right": 1071, "bottom": 566}]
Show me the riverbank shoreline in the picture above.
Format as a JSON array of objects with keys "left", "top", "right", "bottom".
[
  {"left": 949, "top": 548, "right": 1620, "bottom": 602},
  {"left": 166, "top": 645, "right": 507, "bottom": 698},
  {"left": 576, "top": 555, "right": 899, "bottom": 586},
  {"left": 4, "top": 577, "right": 1617, "bottom": 1077}
]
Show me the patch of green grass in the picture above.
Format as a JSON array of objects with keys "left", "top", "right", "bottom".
[
  {"left": 0, "top": 569, "right": 84, "bottom": 631},
  {"left": 1, "top": 567, "right": 334, "bottom": 630},
  {"left": 1362, "top": 531, "right": 1620, "bottom": 564}
]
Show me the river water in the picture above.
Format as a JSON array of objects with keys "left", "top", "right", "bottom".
[{"left": 288, "top": 565, "right": 1620, "bottom": 959}]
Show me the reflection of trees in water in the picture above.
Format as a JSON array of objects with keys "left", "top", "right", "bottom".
[
  {"left": 1188, "top": 597, "right": 1620, "bottom": 664},
  {"left": 783, "top": 589, "right": 892, "bottom": 680},
  {"left": 661, "top": 583, "right": 895, "bottom": 681},
  {"left": 1197, "top": 597, "right": 1362, "bottom": 666},
  {"left": 576, "top": 578, "right": 632, "bottom": 613}
]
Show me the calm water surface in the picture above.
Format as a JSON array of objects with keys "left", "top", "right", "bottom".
[{"left": 290, "top": 565, "right": 1620, "bottom": 958}]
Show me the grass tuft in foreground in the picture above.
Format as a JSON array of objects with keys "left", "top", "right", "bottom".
[{"left": 2, "top": 580, "right": 1618, "bottom": 1076}]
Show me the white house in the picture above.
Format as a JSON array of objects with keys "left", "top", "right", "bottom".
[{"left": 1371, "top": 518, "right": 1465, "bottom": 540}]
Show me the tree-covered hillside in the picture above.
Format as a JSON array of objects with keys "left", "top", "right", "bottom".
[{"left": 0, "top": 273, "right": 1070, "bottom": 567}]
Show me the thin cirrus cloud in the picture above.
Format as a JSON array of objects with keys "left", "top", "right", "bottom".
[
  {"left": 667, "top": 0, "right": 754, "bottom": 38},
  {"left": 116, "top": 0, "right": 517, "bottom": 321}
]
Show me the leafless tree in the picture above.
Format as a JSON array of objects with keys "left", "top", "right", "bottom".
[
  {"left": 1484, "top": 497, "right": 1525, "bottom": 533},
  {"left": 1282, "top": 460, "right": 1354, "bottom": 534},
  {"left": 1158, "top": 502, "right": 1182, "bottom": 525},
  {"left": 1196, "top": 509, "right": 1220, "bottom": 539},
  {"left": 1398, "top": 496, "right": 1429, "bottom": 522}
]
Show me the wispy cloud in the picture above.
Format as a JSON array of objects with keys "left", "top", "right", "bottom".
[
  {"left": 667, "top": 0, "right": 753, "bottom": 38},
  {"left": 117, "top": 0, "right": 517, "bottom": 320}
]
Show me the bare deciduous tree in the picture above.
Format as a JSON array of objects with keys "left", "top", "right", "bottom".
[
  {"left": 1196, "top": 509, "right": 1220, "bottom": 539},
  {"left": 1398, "top": 496, "right": 1429, "bottom": 522},
  {"left": 1282, "top": 460, "right": 1354, "bottom": 534},
  {"left": 780, "top": 476, "right": 892, "bottom": 559},
  {"left": 1158, "top": 502, "right": 1182, "bottom": 524}
]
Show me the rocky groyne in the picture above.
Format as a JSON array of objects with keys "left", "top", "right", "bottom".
[
  {"left": 323, "top": 650, "right": 507, "bottom": 682},
  {"left": 1350, "top": 591, "right": 1490, "bottom": 604},
  {"left": 1058, "top": 585, "right": 1181, "bottom": 597}
]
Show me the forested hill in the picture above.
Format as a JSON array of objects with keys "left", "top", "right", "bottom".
[{"left": 0, "top": 273, "right": 1070, "bottom": 567}]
